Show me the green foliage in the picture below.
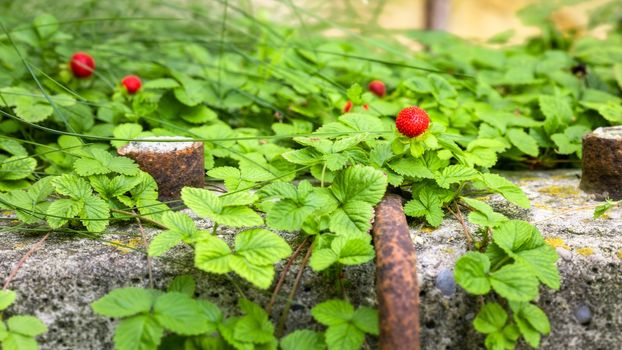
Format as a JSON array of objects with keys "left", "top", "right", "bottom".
[
  {"left": 0, "top": 290, "right": 47, "bottom": 350},
  {"left": 454, "top": 220, "right": 559, "bottom": 349},
  {"left": 311, "top": 300, "right": 378, "bottom": 350}
]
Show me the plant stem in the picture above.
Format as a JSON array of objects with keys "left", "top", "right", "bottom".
[
  {"left": 276, "top": 240, "right": 312, "bottom": 337},
  {"left": 212, "top": 223, "right": 219, "bottom": 235},
  {"left": 320, "top": 162, "right": 327, "bottom": 187},
  {"left": 135, "top": 215, "right": 154, "bottom": 289},
  {"left": 226, "top": 274, "right": 246, "bottom": 299},
  {"left": 111, "top": 209, "right": 167, "bottom": 229},
  {"left": 446, "top": 202, "right": 473, "bottom": 249},
  {"left": 266, "top": 237, "right": 309, "bottom": 315},
  {"left": 3, "top": 232, "right": 49, "bottom": 290}
]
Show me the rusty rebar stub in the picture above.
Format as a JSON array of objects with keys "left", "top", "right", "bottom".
[
  {"left": 118, "top": 137, "right": 205, "bottom": 202},
  {"left": 372, "top": 193, "right": 421, "bottom": 350},
  {"left": 580, "top": 126, "right": 622, "bottom": 200}
]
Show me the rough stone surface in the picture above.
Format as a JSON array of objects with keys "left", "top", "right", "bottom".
[{"left": 0, "top": 170, "right": 621, "bottom": 349}]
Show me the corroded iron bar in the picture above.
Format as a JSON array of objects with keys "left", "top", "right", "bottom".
[{"left": 372, "top": 193, "right": 420, "bottom": 350}]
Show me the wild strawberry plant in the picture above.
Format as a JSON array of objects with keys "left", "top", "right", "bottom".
[{"left": 0, "top": 0, "right": 620, "bottom": 349}]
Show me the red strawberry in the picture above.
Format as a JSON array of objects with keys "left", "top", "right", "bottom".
[
  {"left": 396, "top": 106, "right": 430, "bottom": 137},
  {"left": 122, "top": 75, "right": 142, "bottom": 94},
  {"left": 368, "top": 80, "right": 386, "bottom": 97},
  {"left": 343, "top": 100, "right": 353, "bottom": 113},
  {"left": 70, "top": 52, "right": 95, "bottom": 78},
  {"left": 363, "top": 104, "right": 369, "bottom": 110}
]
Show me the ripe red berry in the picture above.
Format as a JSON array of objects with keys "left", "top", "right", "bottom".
[
  {"left": 70, "top": 52, "right": 95, "bottom": 78},
  {"left": 122, "top": 75, "right": 142, "bottom": 94},
  {"left": 396, "top": 106, "right": 430, "bottom": 138},
  {"left": 343, "top": 100, "right": 353, "bottom": 113},
  {"left": 368, "top": 80, "right": 386, "bottom": 97}
]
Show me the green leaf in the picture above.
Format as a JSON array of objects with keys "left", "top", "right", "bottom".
[
  {"left": 539, "top": 96, "right": 573, "bottom": 133},
  {"left": 388, "top": 157, "right": 435, "bottom": 179},
  {"left": 112, "top": 123, "right": 144, "bottom": 149},
  {"left": 34, "top": 13, "right": 59, "bottom": 39},
  {"left": 461, "top": 197, "right": 508, "bottom": 228},
  {"left": 161, "top": 211, "right": 197, "bottom": 238},
  {"left": 454, "top": 252, "right": 491, "bottom": 295},
  {"left": 0, "top": 290, "right": 16, "bottom": 310},
  {"left": 332, "top": 236, "right": 374, "bottom": 266},
  {"left": 91, "top": 288, "right": 156, "bottom": 318},
  {"left": 404, "top": 187, "right": 444, "bottom": 227},
  {"left": 435, "top": 164, "right": 479, "bottom": 189},
  {"left": 194, "top": 236, "right": 232, "bottom": 274},
  {"left": 309, "top": 248, "right": 338, "bottom": 272},
  {"left": 46, "top": 198, "right": 82, "bottom": 229},
  {"left": 473, "top": 303, "right": 507, "bottom": 334},
  {"left": 489, "top": 263, "right": 539, "bottom": 301},
  {"left": 507, "top": 128, "right": 539, "bottom": 157},
  {"left": 6, "top": 316, "right": 47, "bottom": 337},
  {"left": 312, "top": 300, "right": 354, "bottom": 326},
  {"left": 234, "top": 299, "right": 275, "bottom": 344},
  {"left": 52, "top": 174, "right": 91, "bottom": 199},
  {"left": 114, "top": 314, "right": 163, "bottom": 350},
  {"left": 280, "top": 330, "right": 325, "bottom": 350},
  {"left": 510, "top": 302, "right": 550, "bottom": 348},
  {"left": 229, "top": 255, "right": 275, "bottom": 289},
  {"left": 148, "top": 230, "right": 183, "bottom": 257},
  {"left": 0, "top": 157, "right": 36, "bottom": 181},
  {"left": 324, "top": 323, "right": 364, "bottom": 350},
  {"left": 480, "top": 173, "right": 530, "bottom": 209},
  {"left": 351, "top": 307, "right": 379, "bottom": 335},
  {"left": 181, "top": 105, "right": 218, "bottom": 124},
  {"left": 235, "top": 228, "right": 292, "bottom": 265},
  {"left": 80, "top": 195, "right": 110, "bottom": 232},
  {"left": 143, "top": 78, "right": 180, "bottom": 90},
  {"left": 74, "top": 149, "right": 139, "bottom": 177},
  {"left": 330, "top": 166, "right": 387, "bottom": 205},
  {"left": 181, "top": 187, "right": 263, "bottom": 228},
  {"left": 1, "top": 333, "right": 38, "bottom": 350},
  {"left": 154, "top": 292, "right": 209, "bottom": 335},
  {"left": 493, "top": 220, "right": 560, "bottom": 289},
  {"left": 167, "top": 275, "right": 196, "bottom": 297}
]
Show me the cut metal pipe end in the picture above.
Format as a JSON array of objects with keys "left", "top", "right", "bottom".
[
  {"left": 118, "top": 137, "right": 205, "bottom": 202},
  {"left": 372, "top": 193, "right": 421, "bottom": 350},
  {"left": 580, "top": 126, "right": 622, "bottom": 200}
]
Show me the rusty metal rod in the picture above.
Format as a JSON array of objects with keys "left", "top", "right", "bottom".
[{"left": 372, "top": 193, "right": 421, "bottom": 350}]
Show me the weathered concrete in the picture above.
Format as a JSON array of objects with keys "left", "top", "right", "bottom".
[{"left": 1, "top": 170, "right": 621, "bottom": 349}]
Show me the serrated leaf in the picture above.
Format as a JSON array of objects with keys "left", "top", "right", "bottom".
[
  {"left": 324, "top": 323, "right": 364, "bottom": 350},
  {"left": 80, "top": 195, "right": 109, "bottom": 232},
  {"left": 91, "top": 287, "right": 156, "bottom": 318},
  {"left": 454, "top": 252, "right": 491, "bottom": 295},
  {"left": 507, "top": 128, "right": 539, "bottom": 157},
  {"left": 481, "top": 173, "right": 530, "bottom": 209},
  {"left": 46, "top": 198, "right": 82, "bottom": 229},
  {"left": 229, "top": 255, "right": 275, "bottom": 289},
  {"left": 312, "top": 300, "right": 354, "bottom": 326},
  {"left": 6, "top": 316, "right": 47, "bottom": 337},
  {"left": 0, "top": 157, "right": 36, "bottom": 181},
  {"left": 352, "top": 307, "right": 379, "bottom": 335},
  {"left": 167, "top": 275, "right": 196, "bottom": 297},
  {"left": 114, "top": 314, "right": 163, "bottom": 350},
  {"left": 194, "top": 236, "right": 232, "bottom": 274},
  {"left": 154, "top": 292, "right": 209, "bottom": 335},
  {"left": 404, "top": 187, "right": 444, "bottom": 227},
  {"left": 309, "top": 248, "right": 338, "bottom": 272},
  {"left": 1, "top": 333, "right": 38, "bottom": 350},
  {"left": 490, "top": 263, "right": 539, "bottom": 301},
  {"left": 234, "top": 299, "right": 275, "bottom": 344},
  {"left": 235, "top": 228, "right": 292, "bottom": 265},
  {"left": 473, "top": 303, "right": 507, "bottom": 334},
  {"left": 435, "top": 164, "right": 479, "bottom": 189},
  {"left": 0, "top": 290, "right": 16, "bottom": 310},
  {"left": 332, "top": 236, "right": 374, "bottom": 266},
  {"left": 280, "top": 330, "right": 325, "bottom": 350},
  {"left": 148, "top": 230, "right": 183, "bottom": 257}
]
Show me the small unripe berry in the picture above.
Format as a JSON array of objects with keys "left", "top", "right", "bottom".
[
  {"left": 368, "top": 80, "right": 386, "bottom": 97},
  {"left": 395, "top": 106, "right": 430, "bottom": 137},
  {"left": 70, "top": 52, "right": 95, "bottom": 78},
  {"left": 343, "top": 100, "right": 353, "bottom": 113},
  {"left": 122, "top": 75, "right": 142, "bottom": 94}
]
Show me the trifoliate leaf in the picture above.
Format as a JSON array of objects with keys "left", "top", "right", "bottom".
[
  {"left": 510, "top": 302, "right": 550, "bottom": 348},
  {"left": 52, "top": 174, "right": 91, "bottom": 199},
  {"left": 309, "top": 248, "right": 338, "bottom": 272},
  {"left": 404, "top": 187, "right": 444, "bottom": 227},
  {"left": 489, "top": 263, "right": 539, "bottom": 301},
  {"left": 461, "top": 197, "right": 508, "bottom": 228},
  {"left": 91, "top": 287, "right": 156, "bottom": 318},
  {"left": 473, "top": 302, "right": 507, "bottom": 334},
  {"left": 454, "top": 252, "right": 491, "bottom": 295},
  {"left": 181, "top": 187, "right": 263, "bottom": 228},
  {"left": 161, "top": 211, "right": 198, "bottom": 238},
  {"left": 114, "top": 314, "right": 163, "bottom": 350},
  {"left": 153, "top": 292, "right": 209, "bottom": 335},
  {"left": 331, "top": 235, "right": 374, "bottom": 266},
  {"left": 6, "top": 316, "right": 47, "bottom": 337}
]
